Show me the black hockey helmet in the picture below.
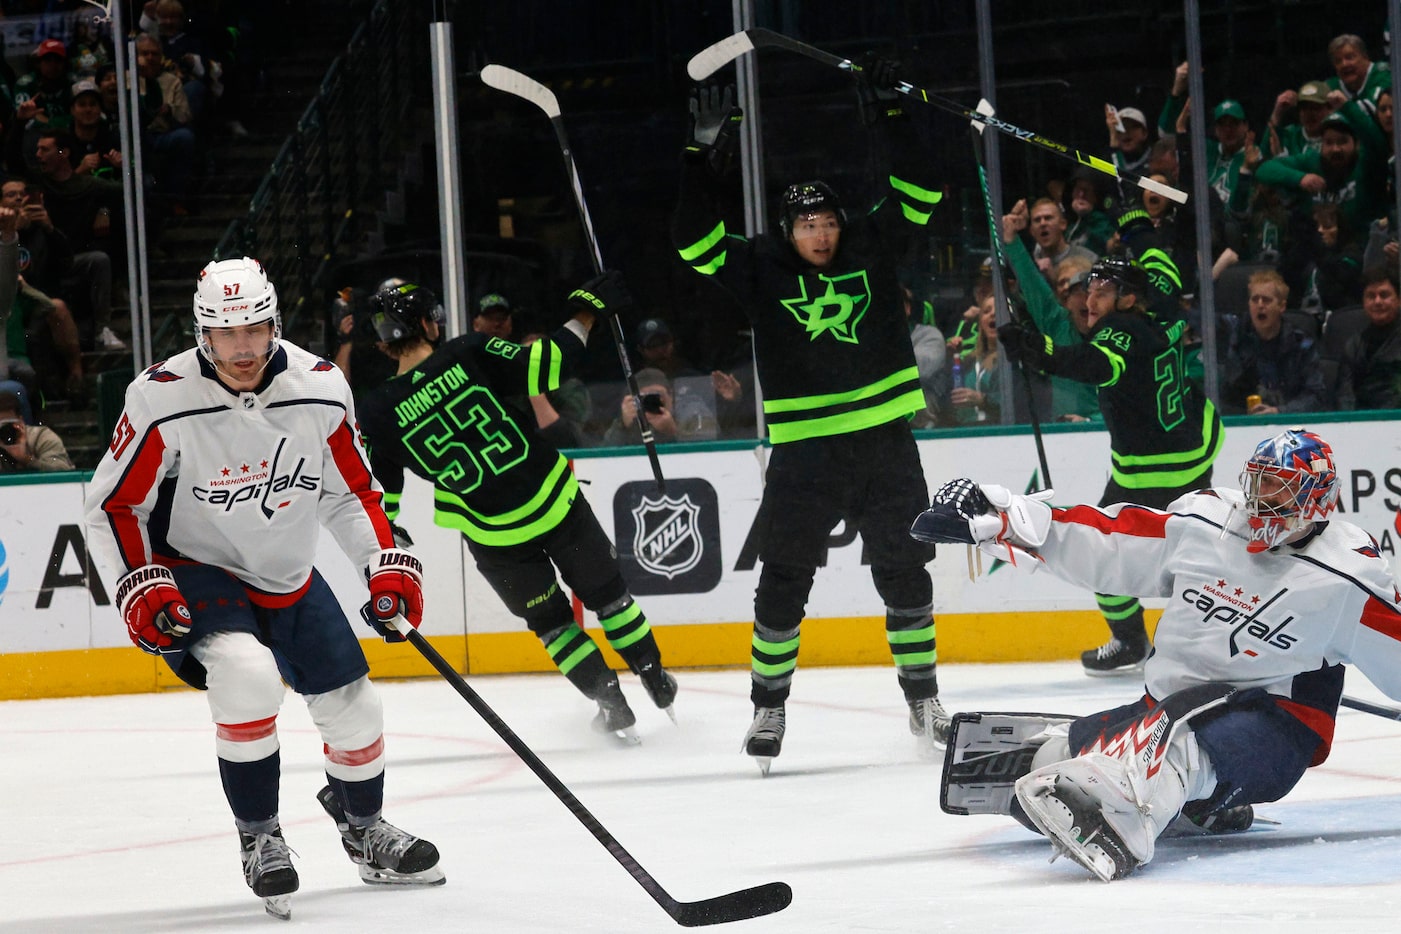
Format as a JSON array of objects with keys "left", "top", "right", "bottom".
[
  {"left": 779, "top": 180, "right": 844, "bottom": 237},
  {"left": 1089, "top": 255, "right": 1149, "bottom": 299},
  {"left": 369, "top": 282, "right": 446, "bottom": 342}
]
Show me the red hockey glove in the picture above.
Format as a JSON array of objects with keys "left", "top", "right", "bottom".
[
  {"left": 115, "top": 564, "right": 193, "bottom": 655},
  {"left": 364, "top": 548, "right": 424, "bottom": 642}
]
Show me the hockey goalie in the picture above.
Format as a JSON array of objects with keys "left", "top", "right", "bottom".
[{"left": 910, "top": 429, "right": 1401, "bottom": 881}]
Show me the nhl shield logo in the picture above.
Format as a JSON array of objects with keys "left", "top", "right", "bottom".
[
  {"left": 632, "top": 494, "right": 703, "bottom": 580},
  {"left": 615, "top": 478, "right": 722, "bottom": 595}
]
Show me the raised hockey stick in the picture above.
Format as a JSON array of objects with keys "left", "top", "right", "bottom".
[
  {"left": 968, "top": 109, "right": 1052, "bottom": 491},
  {"left": 687, "top": 29, "right": 1188, "bottom": 204},
  {"left": 480, "top": 64, "right": 667, "bottom": 492},
  {"left": 388, "top": 616, "right": 793, "bottom": 927}
]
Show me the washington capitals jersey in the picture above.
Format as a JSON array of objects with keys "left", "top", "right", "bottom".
[
  {"left": 356, "top": 331, "right": 581, "bottom": 547},
  {"left": 672, "top": 132, "right": 942, "bottom": 444},
  {"left": 1049, "top": 309, "right": 1222, "bottom": 490},
  {"left": 1036, "top": 488, "right": 1401, "bottom": 750},
  {"left": 84, "top": 343, "right": 394, "bottom": 600}
]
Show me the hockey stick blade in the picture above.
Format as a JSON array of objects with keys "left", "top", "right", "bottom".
[
  {"left": 480, "top": 64, "right": 560, "bottom": 118},
  {"left": 388, "top": 617, "right": 789, "bottom": 926},
  {"left": 666, "top": 881, "right": 793, "bottom": 928},
  {"left": 686, "top": 31, "right": 757, "bottom": 81}
]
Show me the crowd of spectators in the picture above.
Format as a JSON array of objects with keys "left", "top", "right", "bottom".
[{"left": 0, "top": 1, "right": 262, "bottom": 434}]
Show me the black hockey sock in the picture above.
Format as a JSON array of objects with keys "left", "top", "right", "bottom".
[
  {"left": 540, "top": 622, "right": 613, "bottom": 698},
  {"left": 325, "top": 771, "right": 385, "bottom": 826},
  {"left": 1096, "top": 595, "right": 1148, "bottom": 646},
  {"left": 219, "top": 751, "right": 280, "bottom": 825},
  {"left": 886, "top": 607, "right": 938, "bottom": 701}
]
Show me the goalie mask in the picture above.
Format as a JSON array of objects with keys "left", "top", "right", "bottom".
[
  {"left": 193, "top": 256, "right": 280, "bottom": 380},
  {"left": 1238, "top": 429, "right": 1338, "bottom": 554}
]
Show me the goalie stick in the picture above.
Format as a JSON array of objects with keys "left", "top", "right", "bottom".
[
  {"left": 479, "top": 64, "right": 667, "bottom": 492},
  {"left": 387, "top": 616, "right": 793, "bottom": 927},
  {"left": 687, "top": 29, "right": 1188, "bottom": 204}
]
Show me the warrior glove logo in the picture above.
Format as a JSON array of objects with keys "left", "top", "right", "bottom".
[{"left": 779, "top": 271, "right": 871, "bottom": 344}]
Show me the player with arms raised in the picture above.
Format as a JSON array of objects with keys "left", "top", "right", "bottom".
[
  {"left": 913, "top": 429, "right": 1401, "bottom": 881},
  {"left": 85, "top": 257, "right": 441, "bottom": 920}
]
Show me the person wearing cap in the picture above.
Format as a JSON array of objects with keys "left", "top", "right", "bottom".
[
  {"left": 1325, "top": 34, "right": 1392, "bottom": 123},
  {"left": 68, "top": 79, "right": 123, "bottom": 179},
  {"left": 1001, "top": 199, "right": 1100, "bottom": 422},
  {"left": 1268, "top": 81, "right": 1336, "bottom": 159},
  {"left": 1255, "top": 109, "right": 1388, "bottom": 243},
  {"left": 14, "top": 39, "right": 75, "bottom": 135},
  {"left": 633, "top": 316, "right": 702, "bottom": 380},
  {"left": 1106, "top": 104, "right": 1151, "bottom": 203},
  {"left": 1157, "top": 63, "right": 1251, "bottom": 205},
  {"left": 472, "top": 292, "right": 515, "bottom": 340}
]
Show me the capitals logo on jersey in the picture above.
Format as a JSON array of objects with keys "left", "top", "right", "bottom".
[
  {"left": 779, "top": 271, "right": 871, "bottom": 344},
  {"left": 1182, "top": 579, "right": 1298, "bottom": 656},
  {"left": 192, "top": 436, "right": 321, "bottom": 519}
]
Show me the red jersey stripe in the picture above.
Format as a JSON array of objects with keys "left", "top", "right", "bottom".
[
  {"left": 324, "top": 735, "right": 385, "bottom": 767},
  {"left": 216, "top": 715, "right": 278, "bottom": 744},
  {"left": 1053, "top": 503, "right": 1171, "bottom": 539},
  {"left": 328, "top": 416, "right": 394, "bottom": 548}
]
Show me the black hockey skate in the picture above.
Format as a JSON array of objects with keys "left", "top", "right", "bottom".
[
  {"left": 239, "top": 826, "right": 298, "bottom": 920},
  {"left": 743, "top": 705, "right": 786, "bottom": 776},
  {"left": 591, "top": 673, "right": 640, "bottom": 744},
  {"left": 316, "top": 786, "right": 445, "bottom": 886},
  {"left": 636, "top": 660, "right": 678, "bottom": 723},
  {"left": 907, "top": 696, "right": 952, "bottom": 755},
  {"left": 1081, "top": 637, "right": 1150, "bottom": 677}
]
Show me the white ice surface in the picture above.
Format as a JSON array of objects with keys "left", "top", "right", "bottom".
[{"left": 5, "top": 661, "right": 1401, "bottom": 933}]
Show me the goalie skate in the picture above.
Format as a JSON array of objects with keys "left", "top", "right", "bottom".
[
  {"left": 1014, "top": 768, "right": 1139, "bottom": 882},
  {"left": 317, "top": 786, "right": 445, "bottom": 886}
]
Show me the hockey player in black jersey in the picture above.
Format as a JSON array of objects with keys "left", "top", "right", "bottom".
[
  {"left": 672, "top": 61, "right": 948, "bottom": 772},
  {"left": 999, "top": 255, "right": 1224, "bottom": 675},
  {"left": 355, "top": 277, "right": 678, "bottom": 741}
]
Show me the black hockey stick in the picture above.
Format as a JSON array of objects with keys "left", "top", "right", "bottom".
[
  {"left": 480, "top": 64, "right": 667, "bottom": 492},
  {"left": 388, "top": 617, "right": 793, "bottom": 927},
  {"left": 687, "top": 29, "right": 1187, "bottom": 204},
  {"left": 1341, "top": 695, "right": 1401, "bottom": 722},
  {"left": 968, "top": 110, "right": 1052, "bottom": 490}
]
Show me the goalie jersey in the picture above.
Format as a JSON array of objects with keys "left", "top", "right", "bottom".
[
  {"left": 1037, "top": 488, "right": 1401, "bottom": 753},
  {"left": 85, "top": 344, "right": 395, "bottom": 599}
]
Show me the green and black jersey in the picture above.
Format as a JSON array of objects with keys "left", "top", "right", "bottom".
[
  {"left": 671, "top": 129, "right": 942, "bottom": 445},
  {"left": 357, "top": 331, "right": 582, "bottom": 547},
  {"left": 1044, "top": 310, "right": 1223, "bottom": 491}
]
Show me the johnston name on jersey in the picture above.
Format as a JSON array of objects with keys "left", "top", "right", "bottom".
[{"left": 85, "top": 343, "right": 394, "bottom": 598}]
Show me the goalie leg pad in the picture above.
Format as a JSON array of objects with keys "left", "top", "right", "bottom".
[{"left": 940, "top": 712, "right": 1076, "bottom": 816}]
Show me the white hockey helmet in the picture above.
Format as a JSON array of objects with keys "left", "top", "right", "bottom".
[{"left": 193, "top": 256, "right": 280, "bottom": 360}]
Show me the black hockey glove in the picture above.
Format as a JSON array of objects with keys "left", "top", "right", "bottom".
[
  {"left": 910, "top": 478, "right": 993, "bottom": 544},
  {"left": 855, "top": 53, "right": 906, "bottom": 124},
  {"left": 686, "top": 83, "right": 744, "bottom": 175},
  {"left": 567, "top": 270, "right": 632, "bottom": 320},
  {"left": 389, "top": 522, "right": 414, "bottom": 549},
  {"left": 997, "top": 321, "right": 1059, "bottom": 374}
]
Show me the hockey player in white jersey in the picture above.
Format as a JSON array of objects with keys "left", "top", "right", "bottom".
[
  {"left": 911, "top": 429, "right": 1401, "bottom": 881},
  {"left": 84, "top": 257, "right": 442, "bottom": 919}
]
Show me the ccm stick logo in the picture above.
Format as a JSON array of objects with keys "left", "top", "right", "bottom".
[{"left": 1181, "top": 582, "right": 1298, "bottom": 656}]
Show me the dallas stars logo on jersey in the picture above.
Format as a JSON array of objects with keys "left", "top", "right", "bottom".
[{"left": 779, "top": 271, "right": 871, "bottom": 344}]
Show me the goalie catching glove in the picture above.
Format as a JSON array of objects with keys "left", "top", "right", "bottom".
[
  {"left": 910, "top": 478, "right": 1054, "bottom": 565},
  {"left": 116, "top": 564, "right": 193, "bottom": 655},
  {"left": 362, "top": 548, "right": 424, "bottom": 642}
]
